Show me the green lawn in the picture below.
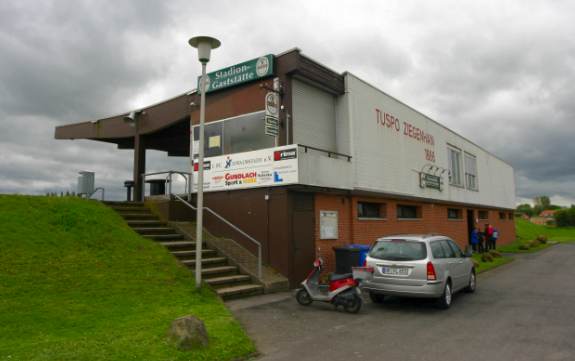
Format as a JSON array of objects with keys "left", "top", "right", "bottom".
[
  {"left": 497, "top": 218, "right": 575, "bottom": 254},
  {"left": 0, "top": 195, "right": 255, "bottom": 361}
]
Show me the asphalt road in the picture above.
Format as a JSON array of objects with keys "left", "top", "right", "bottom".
[{"left": 229, "top": 243, "right": 575, "bottom": 361}]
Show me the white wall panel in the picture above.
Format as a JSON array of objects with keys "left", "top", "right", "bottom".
[{"left": 345, "top": 74, "right": 516, "bottom": 209}]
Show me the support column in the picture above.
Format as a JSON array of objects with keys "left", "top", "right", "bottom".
[{"left": 133, "top": 134, "right": 146, "bottom": 202}]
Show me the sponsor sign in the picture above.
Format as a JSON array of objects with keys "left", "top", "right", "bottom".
[
  {"left": 198, "top": 54, "right": 274, "bottom": 93},
  {"left": 192, "top": 145, "right": 298, "bottom": 192},
  {"left": 420, "top": 172, "right": 442, "bottom": 191}
]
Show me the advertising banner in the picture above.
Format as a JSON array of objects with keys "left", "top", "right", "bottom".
[{"left": 192, "top": 145, "right": 298, "bottom": 192}]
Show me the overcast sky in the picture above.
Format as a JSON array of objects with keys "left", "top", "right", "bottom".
[{"left": 0, "top": 0, "right": 574, "bottom": 205}]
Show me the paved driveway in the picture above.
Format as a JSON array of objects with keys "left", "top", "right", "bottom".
[{"left": 229, "top": 243, "right": 575, "bottom": 361}]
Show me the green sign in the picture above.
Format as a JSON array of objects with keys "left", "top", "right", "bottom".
[
  {"left": 198, "top": 54, "right": 274, "bottom": 93},
  {"left": 420, "top": 173, "right": 442, "bottom": 191}
]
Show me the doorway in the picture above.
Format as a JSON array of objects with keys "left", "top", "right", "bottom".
[{"left": 466, "top": 209, "right": 475, "bottom": 245}]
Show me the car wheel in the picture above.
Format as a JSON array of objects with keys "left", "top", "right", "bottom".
[
  {"left": 369, "top": 292, "right": 385, "bottom": 304},
  {"left": 436, "top": 281, "right": 452, "bottom": 309},
  {"left": 344, "top": 294, "right": 362, "bottom": 313},
  {"left": 296, "top": 289, "right": 312, "bottom": 306},
  {"left": 465, "top": 270, "right": 476, "bottom": 293}
]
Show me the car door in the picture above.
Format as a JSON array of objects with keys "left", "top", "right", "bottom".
[{"left": 445, "top": 239, "right": 467, "bottom": 291}]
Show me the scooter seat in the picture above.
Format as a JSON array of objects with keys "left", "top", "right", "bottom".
[{"left": 330, "top": 273, "right": 353, "bottom": 281}]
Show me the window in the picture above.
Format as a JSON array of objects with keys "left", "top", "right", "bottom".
[
  {"left": 397, "top": 205, "right": 421, "bottom": 219},
  {"left": 447, "top": 239, "right": 464, "bottom": 258},
  {"left": 447, "top": 208, "right": 462, "bottom": 220},
  {"left": 192, "top": 111, "right": 274, "bottom": 158},
  {"left": 431, "top": 241, "right": 446, "bottom": 259},
  {"left": 499, "top": 212, "right": 506, "bottom": 220},
  {"left": 508, "top": 212, "right": 514, "bottom": 220},
  {"left": 358, "top": 202, "right": 386, "bottom": 219},
  {"left": 440, "top": 240, "right": 456, "bottom": 258},
  {"left": 369, "top": 239, "right": 427, "bottom": 261},
  {"left": 478, "top": 210, "right": 488, "bottom": 220},
  {"left": 464, "top": 152, "right": 478, "bottom": 190},
  {"left": 447, "top": 146, "right": 463, "bottom": 186}
]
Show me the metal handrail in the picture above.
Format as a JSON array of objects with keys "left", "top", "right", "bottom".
[
  {"left": 172, "top": 193, "right": 262, "bottom": 279},
  {"left": 298, "top": 144, "right": 352, "bottom": 161},
  {"left": 141, "top": 170, "right": 192, "bottom": 200}
]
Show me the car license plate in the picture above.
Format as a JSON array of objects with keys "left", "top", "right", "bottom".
[{"left": 380, "top": 266, "right": 409, "bottom": 276}]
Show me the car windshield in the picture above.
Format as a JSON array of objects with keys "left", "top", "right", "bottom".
[{"left": 369, "top": 239, "right": 427, "bottom": 261}]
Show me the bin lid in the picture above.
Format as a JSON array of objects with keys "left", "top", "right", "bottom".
[{"left": 332, "top": 246, "right": 360, "bottom": 252}]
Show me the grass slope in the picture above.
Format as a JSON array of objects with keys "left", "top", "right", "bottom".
[
  {"left": 498, "top": 218, "right": 575, "bottom": 253},
  {"left": 0, "top": 195, "right": 255, "bottom": 361}
]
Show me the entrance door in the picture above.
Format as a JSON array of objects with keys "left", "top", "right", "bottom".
[
  {"left": 291, "top": 192, "right": 315, "bottom": 286},
  {"left": 466, "top": 209, "right": 475, "bottom": 246}
]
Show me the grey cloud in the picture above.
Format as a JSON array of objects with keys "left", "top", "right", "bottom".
[{"left": 1, "top": 0, "right": 574, "bottom": 204}]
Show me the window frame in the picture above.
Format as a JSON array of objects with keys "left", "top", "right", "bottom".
[
  {"left": 478, "top": 210, "right": 489, "bottom": 220},
  {"left": 464, "top": 152, "right": 479, "bottom": 191},
  {"left": 397, "top": 204, "right": 422, "bottom": 220},
  {"left": 447, "top": 145, "right": 464, "bottom": 187},
  {"left": 357, "top": 201, "right": 386, "bottom": 220},
  {"left": 447, "top": 208, "right": 463, "bottom": 220}
]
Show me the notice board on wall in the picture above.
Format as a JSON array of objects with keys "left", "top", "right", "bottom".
[{"left": 320, "top": 210, "right": 338, "bottom": 239}]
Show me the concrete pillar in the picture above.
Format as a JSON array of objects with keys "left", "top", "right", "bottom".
[{"left": 133, "top": 134, "right": 146, "bottom": 202}]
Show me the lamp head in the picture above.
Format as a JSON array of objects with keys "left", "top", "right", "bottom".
[{"left": 188, "top": 36, "right": 221, "bottom": 63}]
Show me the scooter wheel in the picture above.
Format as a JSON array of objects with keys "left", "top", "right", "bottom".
[
  {"left": 344, "top": 294, "right": 362, "bottom": 314},
  {"left": 296, "top": 289, "right": 312, "bottom": 306}
]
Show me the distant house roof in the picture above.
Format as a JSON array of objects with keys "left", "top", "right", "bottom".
[{"left": 539, "top": 210, "right": 557, "bottom": 218}]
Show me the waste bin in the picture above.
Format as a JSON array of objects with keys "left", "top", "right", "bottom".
[
  {"left": 333, "top": 246, "right": 361, "bottom": 274},
  {"left": 350, "top": 244, "right": 371, "bottom": 266}
]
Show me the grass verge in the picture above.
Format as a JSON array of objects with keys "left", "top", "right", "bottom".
[
  {"left": 0, "top": 195, "right": 255, "bottom": 361},
  {"left": 472, "top": 253, "right": 514, "bottom": 274}
]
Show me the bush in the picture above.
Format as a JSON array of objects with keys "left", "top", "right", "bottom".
[
  {"left": 472, "top": 259, "right": 480, "bottom": 268},
  {"left": 536, "top": 235, "right": 548, "bottom": 244},
  {"left": 481, "top": 253, "right": 494, "bottom": 262},
  {"left": 518, "top": 244, "right": 530, "bottom": 251},
  {"left": 555, "top": 207, "right": 575, "bottom": 227},
  {"left": 529, "top": 239, "right": 541, "bottom": 248},
  {"left": 489, "top": 250, "right": 502, "bottom": 258}
]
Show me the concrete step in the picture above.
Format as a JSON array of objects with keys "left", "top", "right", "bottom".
[
  {"left": 103, "top": 201, "right": 144, "bottom": 207},
  {"left": 143, "top": 234, "right": 184, "bottom": 241},
  {"left": 127, "top": 220, "right": 165, "bottom": 227},
  {"left": 180, "top": 257, "right": 228, "bottom": 267},
  {"left": 112, "top": 207, "right": 151, "bottom": 213},
  {"left": 217, "top": 284, "right": 264, "bottom": 300},
  {"left": 201, "top": 265, "right": 238, "bottom": 278},
  {"left": 121, "top": 213, "right": 157, "bottom": 220},
  {"left": 159, "top": 241, "right": 198, "bottom": 249},
  {"left": 205, "top": 274, "right": 252, "bottom": 287},
  {"left": 133, "top": 227, "right": 178, "bottom": 235},
  {"left": 170, "top": 249, "right": 218, "bottom": 259}
]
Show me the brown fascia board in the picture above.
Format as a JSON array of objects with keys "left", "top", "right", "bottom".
[
  {"left": 277, "top": 49, "right": 345, "bottom": 95},
  {"left": 54, "top": 91, "right": 195, "bottom": 141}
]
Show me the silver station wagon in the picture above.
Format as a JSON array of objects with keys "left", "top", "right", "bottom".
[{"left": 360, "top": 234, "right": 476, "bottom": 309}]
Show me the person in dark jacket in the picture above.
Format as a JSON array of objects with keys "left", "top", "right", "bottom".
[{"left": 470, "top": 227, "right": 480, "bottom": 252}]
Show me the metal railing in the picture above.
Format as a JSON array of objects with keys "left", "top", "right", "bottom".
[
  {"left": 298, "top": 144, "right": 352, "bottom": 161},
  {"left": 141, "top": 170, "right": 192, "bottom": 200},
  {"left": 171, "top": 193, "right": 262, "bottom": 279}
]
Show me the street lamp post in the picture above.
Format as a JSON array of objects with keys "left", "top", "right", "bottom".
[{"left": 188, "top": 36, "right": 221, "bottom": 289}]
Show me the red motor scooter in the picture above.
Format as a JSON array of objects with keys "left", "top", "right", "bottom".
[{"left": 295, "top": 255, "right": 362, "bottom": 313}]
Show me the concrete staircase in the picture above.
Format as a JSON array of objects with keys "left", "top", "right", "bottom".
[{"left": 104, "top": 201, "right": 264, "bottom": 300}]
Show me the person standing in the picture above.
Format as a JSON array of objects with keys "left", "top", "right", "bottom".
[
  {"left": 492, "top": 227, "right": 499, "bottom": 250},
  {"left": 470, "top": 227, "right": 480, "bottom": 252},
  {"left": 485, "top": 224, "right": 494, "bottom": 250}
]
